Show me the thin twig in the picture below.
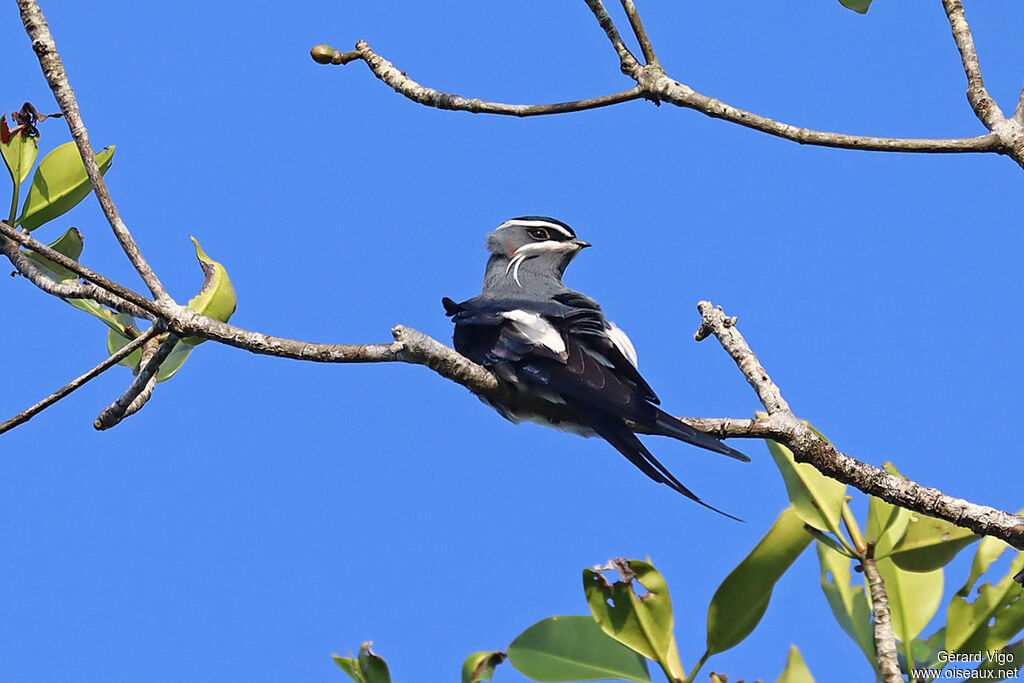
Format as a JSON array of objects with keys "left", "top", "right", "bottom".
[
  {"left": 636, "top": 68, "right": 1004, "bottom": 154},
  {"left": 862, "top": 557, "right": 903, "bottom": 683},
  {"left": 16, "top": 0, "right": 172, "bottom": 304},
  {"left": 695, "top": 303, "right": 790, "bottom": 414},
  {"left": 620, "top": 0, "right": 659, "bottom": 66},
  {"left": 0, "top": 326, "right": 160, "bottom": 436},
  {"left": 93, "top": 334, "right": 178, "bottom": 430},
  {"left": 695, "top": 300, "right": 1024, "bottom": 551},
  {"left": 0, "top": 221, "right": 163, "bottom": 319},
  {"left": 349, "top": 41, "right": 643, "bottom": 117},
  {"left": 581, "top": 0, "right": 642, "bottom": 75},
  {"left": 328, "top": 31, "right": 1006, "bottom": 156},
  {"left": 940, "top": 0, "right": 1005, "bottom": 131},
  {"left": 2, "top": 233, "right": 154, "bottom": 320}
]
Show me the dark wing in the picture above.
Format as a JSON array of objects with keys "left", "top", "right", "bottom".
[{"left": 443, "top": 294, "right": 747, "bottom": 511}]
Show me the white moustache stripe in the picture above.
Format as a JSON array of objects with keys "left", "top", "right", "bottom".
[
  {"left": 496, "top": 219, "right": 575, "bottom": 239},
  {"left": 506, "top": 241, "right": 577, "bottom": 287}
]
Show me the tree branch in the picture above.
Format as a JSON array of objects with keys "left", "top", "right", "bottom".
[
  {"left": 862, "top": 556, "right": 903, "bottom": 683},
  {"left": 0, "top": 325, "right": 160, "bottom": 436},
  {"left": 620, "top": 0, "right": 659, "bottom": 67},
  {"left": 16, "top": 0, "right": 173, "bottom": 304},
  {"left": 94, "top": 333, "right": 178, "bottom": 430},
  {"left": 0, "top": 220, "right": 164, "bottom": 319},
  {"left": 695, "top": 300, "right": 1024, "bottom": 555},
  {"left": 316, "top": 3, "right": 1009, "bottom": 158},
  {"left": 582, "top": 0, "right": 642, "bottom": 75},
  {"left": 327, "top": 41, "right": 645, "bottom": 117},
  {"left": 2, "top": 231, "right": 155, "bottom": 320},
  {"left": 940, "top": 0, "right": 1005, "bottom": 131}
]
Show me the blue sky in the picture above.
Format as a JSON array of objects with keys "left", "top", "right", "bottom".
[{"left": 3, "top": 1, "right": 1023, "bottom": 681}]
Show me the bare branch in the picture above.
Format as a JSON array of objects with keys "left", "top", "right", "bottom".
[
  {"left": 0, "top": 325, "right": 160, "bottom": 436},
  {"left": 695, "top": 300, "right": 1024, "bottom": 551},
  {"left": 637, "top": 68, "right": 1004, "bottom": 154},
  {"left": 581, "top": 0, "right": 642, "bottom": 75},
  {"left": 620, "top": 0, "right": 659, "bottom": 67},
  {"left": 862, "top": 557, "right": 903, "bottom": 683},
  {"left": 1015, "top": 85, "right": 1024, "bottom": 124},
  {"left": 0, "top": 221, "right": 164, "bottom": 319},
  {"left": 347, "top": 41, "right": 644, "bottom": 117},
  {"left": 321, "top": 14, "right": 1007, "bottom": 157},
  {"left": 2, "top": 233, "right": 154, "bottom": 320},
  {"left": 695, "top": 303, "right": 790, "bottom": 414},
  {"left": 941, "top": 0, "right": 1005, "bottom": 131},
  {"left": 16, "top": 0, "right": 172, "bottom": 304},
  {"left": 94, "top": 334, "right": 179, "bottom": 430}
]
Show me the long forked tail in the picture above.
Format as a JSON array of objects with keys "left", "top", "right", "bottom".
[
  {"left": 585, "top": 412, "right": 742, "bottom": 521},
  {"left": 653, "top": 408, "right": 750, "bottom": 462}
]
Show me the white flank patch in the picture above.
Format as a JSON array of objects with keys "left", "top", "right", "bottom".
[
  {"left": 501, "top": 309, "right": 566, "bottom": 356},
  {"left": 606, "top": 322, "right": 639, "bottom": 367},
  {"left": 496, "top": 218, "right": 574, "bottom": 239}
]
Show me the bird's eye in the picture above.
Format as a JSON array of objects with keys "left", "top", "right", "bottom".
[{"left": 527, "top": 228, "right": 550, "bottom": 240}]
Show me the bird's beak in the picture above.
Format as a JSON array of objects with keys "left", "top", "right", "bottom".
[{"left": 573, "top": 239, "right": 592, "bottom": 249}]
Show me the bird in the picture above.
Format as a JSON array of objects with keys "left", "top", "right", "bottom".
[{"left": 442, "top": 216, "right": 749, "bottom": 517}]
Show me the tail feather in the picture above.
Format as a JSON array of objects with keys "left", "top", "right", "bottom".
[
  {"left": 584, "top": 412, "right": 742, "bottom": 521},
  {"left": 653, "top": 409, "right": 750, "bottom": 462}
]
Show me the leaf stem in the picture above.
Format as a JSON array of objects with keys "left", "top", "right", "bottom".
[
  {"left": 8, "top": 176, "right": 19, "bottom": 225},
  {"left": 842, "top": 501, "right": 869, "bottom": 556},
  {"left": 684, "top": 650, "right": 710, "bottom": 683}
]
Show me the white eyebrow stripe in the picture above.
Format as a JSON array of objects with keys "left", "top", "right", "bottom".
[{"left": 495, "top": 219, "right": 575, "bottom": 239}]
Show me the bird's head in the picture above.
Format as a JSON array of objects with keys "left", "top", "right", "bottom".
[{"left": 485, "top": 216, "right": 591, "bottom": 286}]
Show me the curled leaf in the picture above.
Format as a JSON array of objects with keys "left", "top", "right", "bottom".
[
  {"left": 462, "top": 651, "right": 506, "bottom": 683},
  {"left": 583, "top": 559, "right": 677, "bottom": 668},
  {"left": 182, "top": 236, "right": 236, "bottom": 345}
]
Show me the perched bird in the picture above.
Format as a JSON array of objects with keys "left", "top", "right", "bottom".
[{"left": 442, "top": 216, "right": 748, "bottom": 517}]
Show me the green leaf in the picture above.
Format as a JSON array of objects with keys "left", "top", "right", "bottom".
[
  {"left": 839, "top": 0, "right": 872, "bottom": 13},
  {"left": 946, "top": 549, "right": 1024, "bottom": 655},
  {"left": 181, "top": 236, "right": 237, "bottom": 345},
  {"left": 706, "top": 507, "right": 813, "bottom": 655},
  {"left": 889, "top": 512, "right": 978, "bottom": 573},
  {"left": 865, "top": 464, "right": 911, "bottom": 559},
  {"left": 356, "top": 643, "right": 392, "bottom": 683},
  {"left": 876, "top": 556, "right": 943, "bottom": 643},
  {"left": 816, "top": 543, "right": 875, "bottom": 668},
  {"left": 22, "top": 226, "right": 83, "bottom": 282},
  {"left": 1, "top": 123, "right": 39, "bottom": 186},
  {"left": 583, "top": 559, "right": 682, "bottom": 678},
  {"left": 333, "top": 653, "right": 364, "bottom": 682},
  {"left": 106, "top": 314, "right": 145, "bottom": 371},
  {"left": 776, "top": 645, "right": 816, "bottom": 683},
  {"left": 462, "top": 651, "right": 506, "bottom": 683},
  {"left": 506, "top": 616, "right": 651, "bottom": 683},
  {"left": 960, "top": 534, "right": 1017, "bottom": 598},
  {"left": 907, "top": 627, "right": 946, "bottom": 671},
  {"left": 761, "top": 417, "right": 847, "bottom": 541},
  {"left": 17, "top": 141, "right": 114, "bottom": 231},
  {"left": 977, "top": 639, "right": 1024, "bottom": 675}
]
